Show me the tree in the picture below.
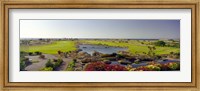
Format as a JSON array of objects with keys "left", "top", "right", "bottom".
[
  {"left": 147, "top": 46, "right": 156, "bottom": 57},
  {"left": 20, "top": 61, "right": 26, "bottom": 71},
  {"left": 155, "top": 41, "right": 166, "bottom": 46}
]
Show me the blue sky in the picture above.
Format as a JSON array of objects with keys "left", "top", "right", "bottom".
[{"left": 20, "top": 20, "right": 180, "bottom": 39}]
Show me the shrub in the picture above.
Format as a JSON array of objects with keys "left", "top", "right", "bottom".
[
  {"left": 160, "top": 64, "right": 170, "bottom": 71},
  {"left": 125, "top": 65, "right": 133, "bottom": 71},
  {"left": 134, "top": 61, "right": 140, "bottom": 64},
  {"left": 154, "top": 41, "right": 166, "bottom": 46},
  {"left": 73, "top": 59, "right": 77, "bottom": 63},
  {"left": 134, "top": 62, "right": 180, "bottom": 71},
  {"left": 53, "top": 59, "right": 58, "bottom": 62},
  {"left": 45, "top": 60, "right": 54, "bottom": 68},
  {"left": 20, "top": 61, "right": 26, "bottom": 71},
  {"left": 41, "top": 67, "right": 53, "bottom": 71},
  {"left": 39, "top": 55, "right": 45, "bottom": 59},
  {"left": 147, "top": 61, "right": 161, "bottom": 67},
  {"left": 173, "top": 52, "right": 180, "bottom": 59},
  {"left": 66, "top": 61, "right": 75, "bottom": 71},
  {"left": 58, "top": 50, "right": 62, "bottom": 54},
  {"left": 53, "top": 62, "right": 60, "bottom": 69},
  {"left": 52, "top": 59, "right": 63, "bottom": 69},
  {"left": 28, "top": 52, "right": 33, "bottom": 55},
  {"left": 20, "top": 51, "right": 28, "bottom": 57},
  {"left": 116, "top": 54, "right": 125, "bottom": 59},
  {"left": 167, "top": 62, "right": 179, "bottom": 70},
  {"left": 155, "top": 55, "right": 162, "bottom": 60},
  {"left": 44, "top": 59, "right": 63, "bottom": 70},
  {"left": 146, "top": 65, "right": 161, "bottom": 71},
  {"left": 35, "top": 51, "right": 42, "bottom": 55},
  {"left": 111, "top": 53, "right": 117, "bottom": 56},
  {"left": 134, "top": 65, "right": 161, "bottom": 71},
  {"left": 20, "top": 51, "right": 26, "bottom": 54}
]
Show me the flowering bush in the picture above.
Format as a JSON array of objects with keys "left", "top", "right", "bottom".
[
  {"left": 146, "top": 65, "right": 161, "bottom": 71},
  {"left": 134, "top": 66, "right": 151, "bottom": 71},
  {"left": 134, "top": 65, "right": 160, "bottom": 71},
  {"left": 167, "top": 62, "right": 180, "bottom": 70},
  {"left": 147, "top": 61, "right": 162, "bottom": 67},
  {"left": 160, "top": 64, "right": 170, "bottom": 71},
  {"left": 125, "top": 65, "right": 135, "bottom": 71},
  {"left": 84, "top": 61, "right": 179, "bottom": 71},
  {"left": 134, "top": 62, "right": 179, "bottom": 71},
  {"left": 84, "top": 62, "right": 128, "bottom": 71},
  {"left": 66, "top": 60, "right": 75, "bottom": 71}
]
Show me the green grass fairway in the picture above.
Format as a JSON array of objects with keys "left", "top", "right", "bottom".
[
  {"left": 81, "top": 40, "right": 179, "bottom": 55},
  {"left": 20, "top": 41, "right": 77, "bottom": 54}
]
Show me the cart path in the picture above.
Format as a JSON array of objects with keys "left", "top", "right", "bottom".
[{"left": 25, "top": 54, "right": 73, "bottom": 71}]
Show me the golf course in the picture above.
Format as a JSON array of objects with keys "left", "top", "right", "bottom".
[
  {"left": 20, "top": 39, "right": 180, "bottom": 71},
  {"left": 20, "top": 39, "right": 179, "bottom": 55}
]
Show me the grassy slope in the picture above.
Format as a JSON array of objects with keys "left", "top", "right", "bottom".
[
  {"left": 20, "top": 41, "right": 77, "bottom": 54},
  {"left": 81, "top": 40, "right": 179, "bottom": 55}
]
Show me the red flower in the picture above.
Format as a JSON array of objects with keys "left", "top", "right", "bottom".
[{"left": 84, "top": 62, "right": 127, "bottom": 71}]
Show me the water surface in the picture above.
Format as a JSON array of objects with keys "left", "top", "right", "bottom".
[{"left": 78, "top": 44, "right": 127, "bottom": 55}]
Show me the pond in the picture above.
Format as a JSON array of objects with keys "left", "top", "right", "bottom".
[{"left": 78, "top": 44, "right": 127, "bottom": 55}]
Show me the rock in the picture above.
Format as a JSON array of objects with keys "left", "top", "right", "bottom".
[
  {"left": 91, "top": 57, "right": 102, "bottom": 62},
  {"left": 92, "top": 51, "right": 102, "bottom": 56},
  {"left": 81, "top": 58, "right": 91, "bottom": 63},
  {"left": 119, "top": 60, "right": 131, "bottom": 65},
  {"left": 77, "top": 52, "right": 90, "bottom": 59},
  {"left": 138, "top": 58, "right": 153, "bottom": 61},
  {"left": 117, "top": 51, "right": 130, "bottom": 55},
  {"left": 125, "top": 57, "right": 136, "bottom": 62},
  {"left": 134, "top": 59, "right": 140, "bottom": 64},
  {"left": 105, "top": 57, "right": 117, "bottom": 61},
  {"left": 104, "top": 60, "right": 111, "bottom": 64},
  {"left": 77, "top": 49, "right": 82, "bottom": 52},
  {"left": 101, "top": 53, "right": 117, "bottom": 58},
  {"left": 75, "top": 68, "right": 82, "bottom": 71},
  {"left": 78, "top": 52, "right": 87, "bottom": 56},
  {"left": 163, "top": 59, "right": 168, "bottom": 61}
]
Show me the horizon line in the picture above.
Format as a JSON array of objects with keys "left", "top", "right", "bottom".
[{"left": 20, "top": 38, "right": 180, "bottom": 39}]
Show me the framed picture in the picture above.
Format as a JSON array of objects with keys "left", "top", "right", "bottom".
[{"left": 0, "top": 0, "right": 199, "bottom": 91}]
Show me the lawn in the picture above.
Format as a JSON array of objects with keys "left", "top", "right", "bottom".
[
  {"left": 20, "top": 41, "right": 77, "bottom": 54},
  {"left": 80, "top": 40, "right": 179, "bottom": 55}
]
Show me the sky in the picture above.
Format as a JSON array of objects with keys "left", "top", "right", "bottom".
[{"left": 20, "top": 20, "right": 180, "bottom": 39}]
